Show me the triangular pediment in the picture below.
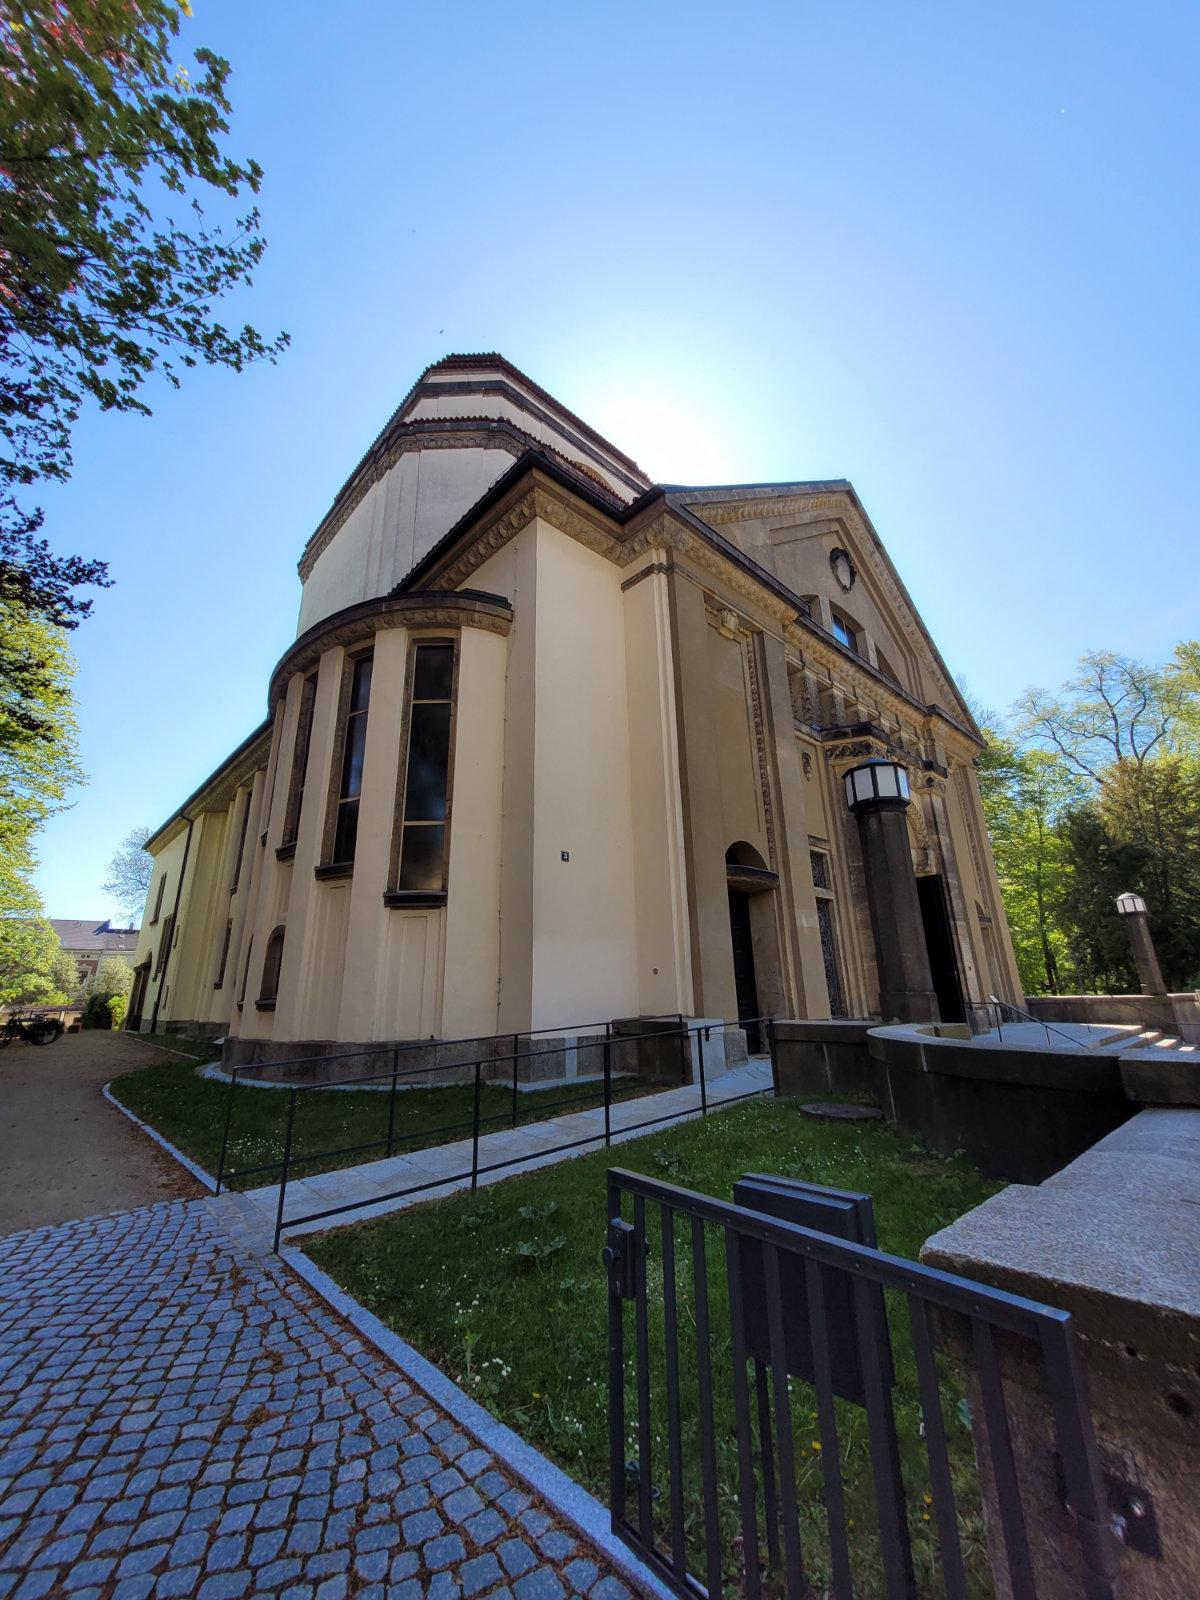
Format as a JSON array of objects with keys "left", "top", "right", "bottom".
[{"left": 667, "top": 483, "right": 973, "bottom": 731}]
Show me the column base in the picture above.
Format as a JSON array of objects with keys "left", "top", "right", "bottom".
[{"left": 878, "top": 989, "right": 940, "bottom": 1025}]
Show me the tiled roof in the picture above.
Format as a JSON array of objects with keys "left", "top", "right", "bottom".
[{"left": 49, "top": 919, "right": 139, "bottom": 952}]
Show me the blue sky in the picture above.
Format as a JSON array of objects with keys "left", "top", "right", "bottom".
[{"left": 32, "top": 0, "right": 1199, "bottom": 920}]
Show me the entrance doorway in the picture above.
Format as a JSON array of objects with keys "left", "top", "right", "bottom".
[
  {"left": 917, "top": 874, "right": 965, "bottom": 1023},
  {"left": 127, "top": 961, "right": 150, "bottom": 1032},
  {"left": 727, "top": 889, "right": 762, "bottom": 1053}
]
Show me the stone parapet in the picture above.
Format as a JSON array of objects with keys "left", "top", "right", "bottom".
[
  {"left": 1025, "top": 992, "right": 1200, "bottom": 1045},
  {"left": 771, "top": 1019, "right": 878, "bottom": 1100},
  {"left": 868, "top": 1024, "right": 1133, "bottom": 1182},
  {"left": 923, "top": 1109, "right": 1200, "bottom": 1599}
]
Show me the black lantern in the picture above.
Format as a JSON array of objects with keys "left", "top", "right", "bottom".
[{"left": 843, "top": 758, "right": 911, "bottom": 812}]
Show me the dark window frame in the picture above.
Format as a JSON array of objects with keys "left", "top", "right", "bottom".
[
  {"left": 385, "top": 637, "right": 459, "bottom": 908},
  {"left": 318, "top": 648, "right": 375, "bottom": 876},
  {"left": 230, "top": 787, "right": 252, "bottom": 893},
  {"left": 279, "top": 672, "right": 319, "bottom": 858},
  {"left": 213, "top": 918, "right": 233, "bottom": 989},
  {"left": 255, "top": 925, "right": 286, "bottom": 1011},
  {"left": 153, "top": 914, "right": 174, "bottom": 978},
  {"left": 150, "top": 873, "right": 167, "bottom": 925},
  {"left": 809, "top": 848, "right": 847, "bottom": 1018},
  {"left": 237, "top": 935, "right": 253, "bottom": 1008},
  {"left": 830, "top": 609, "right": 859, "bottom": 654}
]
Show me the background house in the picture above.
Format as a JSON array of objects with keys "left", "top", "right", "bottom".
[{"left": 50, "top": 919, "right": 139, "bottom": 991}]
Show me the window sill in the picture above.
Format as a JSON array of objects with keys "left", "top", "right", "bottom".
[
  {"left": 383, "top": 890, "right": 448, "bottom": 909},
  {"left": 275, "top": 841, "right": 297, "bottom": 861},
  {"left": 254, "top": 999, "right": 276, "bottom": 1012},
  {"left": 314, "top": 862, "right": 354, "bottom": 881}
]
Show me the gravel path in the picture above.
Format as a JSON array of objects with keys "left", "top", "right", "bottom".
[
  {"left": 0, "top": 1032, "right": 205, "bottom": 1236},
  {"left": 0, "top": 1198, "right": 632, "bottom": 1600}
]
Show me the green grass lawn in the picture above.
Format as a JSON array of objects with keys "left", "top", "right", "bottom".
[
  {"left": 110, "top": 1051, "right": 672, "bottom": 1189},
  {"left": 306, "top": 1099, "right": 1002, "bottom": 1598}
]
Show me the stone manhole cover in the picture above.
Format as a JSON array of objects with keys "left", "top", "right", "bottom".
[{"left": 798, "top": 1101, "right": 883, "bottom": 1121}]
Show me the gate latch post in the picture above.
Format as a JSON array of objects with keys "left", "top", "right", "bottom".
[{"left": 602, "top": 1217, "right": 639, "bottom": 1300}]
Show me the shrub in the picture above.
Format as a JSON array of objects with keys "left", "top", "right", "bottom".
[{"left": 82, "top": 992, "right": 116, "bottom": 1030}]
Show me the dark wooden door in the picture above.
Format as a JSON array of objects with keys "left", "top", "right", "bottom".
[{"left": 727, "top": 889, "right": 762, "bottom": 1053}]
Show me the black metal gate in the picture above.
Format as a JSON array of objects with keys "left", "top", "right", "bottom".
[{"left": 604, "top": 1166, "right": 1115, "bottom": 1600}]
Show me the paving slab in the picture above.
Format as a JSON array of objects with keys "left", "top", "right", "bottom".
[{"left": 241, "top": 1059, "right": 774, "bottom": 1241}]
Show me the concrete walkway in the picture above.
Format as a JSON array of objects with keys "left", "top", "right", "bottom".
[
  {"left": 0, "top": 1197, "right": 636, "bottom": 1600},
  {"left": 244, "top": 1058, "right": 775, "bottom": 1242},
  {"left": 0, "top": 1032, "right": 204, "bottom": 1234}
]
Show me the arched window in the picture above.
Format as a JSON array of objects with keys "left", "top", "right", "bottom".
[{"left": 256, "top": 926, "right": 286, "bottom": 1010}]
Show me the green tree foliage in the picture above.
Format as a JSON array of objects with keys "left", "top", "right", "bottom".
[
  {"left": 1168, "top": 641, "right": 1200, "bottom": 756},
  {"left": 0, "top": 594, "right": 82, "bottom": 1004},
  {"left": 987, "top": 645, "right": 1200, "bottom": 996},
  {"left": 102, "top": 825, "right": 151, "bottom": 919},
  {"left": 0, "top": 594, "right": 80, "bottom": 914},
  {"left": 1013, "top": 650, "right": 1184, "bottom": 784},
  {"left": 1054, "top": 808, "right": 1142, "bottom": 993},
  {"left": 0, "top": 911, "right": 73, "bottom": 1005},
  {"left": 93, "top": 952, "right": 133, "bottom": 996},
  {"left": 0, "top": 0, "right": 287, "bottom": 702},
  {"left": 974, "top": 727, "right": 1083, "bottom": 993}
]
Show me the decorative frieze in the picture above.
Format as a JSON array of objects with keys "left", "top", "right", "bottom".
[{"left": 268, "top": 590, "right": 513, "bottom": 709}]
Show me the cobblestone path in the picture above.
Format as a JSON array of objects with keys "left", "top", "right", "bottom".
[{"left": 0, "top": 1200, "right": 633, "bottom": 1600}]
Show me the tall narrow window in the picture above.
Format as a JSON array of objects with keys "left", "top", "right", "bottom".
[
  {"left": 392, "top": 642, "right": 455, "bottom": 897},
  {"left": 150, "top": 873, "right": 167, "bottom": 925},
  {"left": 214, "top": 918, "right": 233, "bottom": 988},
  {"left": 153, "top": 914, "right": 174, "bottom": 979},
  {"left": 281, "top": 673, "right": 318, "bottom": 851},
  {"left": 237, "top": 936, "right": 254, "bottom": 1006},
  {"left": 230, "top": 788, "right": 251, "bottom": 892},
  {"left": 810, "top": 849, "right": 846, "bottom": 1018},
  {"left": 256, "top": 926, "right": 285, "bottom": 1010},
  {"left": 329, "top": 653, "right": 373, "bottom": 866}
]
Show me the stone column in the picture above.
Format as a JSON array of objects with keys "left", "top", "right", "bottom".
[
  {"left": 846, "top": 761, "right": 939, "bottom": 1023},
  {"left": 1123, "top": 907, "right": 1167, "bottom": 997}
]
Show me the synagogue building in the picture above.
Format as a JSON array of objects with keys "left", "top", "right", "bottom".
[{"left": 126, "top": 355, "right": 1022, "bottom": 1066}]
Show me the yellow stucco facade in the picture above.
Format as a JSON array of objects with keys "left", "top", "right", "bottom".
[{"left": 128, "top": 355, "right": 1021, "bottom": 1065}]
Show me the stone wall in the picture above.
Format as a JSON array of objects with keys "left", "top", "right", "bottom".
[
  {"left": 923, "top": 1110, "right": 1200, "bottom": 1599},
  {"left": 1025, "top": 992, "right": 1200, "bottom": 1045}
]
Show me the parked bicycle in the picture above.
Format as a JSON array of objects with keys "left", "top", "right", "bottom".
[{"left": 0, "top": 1011, "right": 65, "bottom": 1048}]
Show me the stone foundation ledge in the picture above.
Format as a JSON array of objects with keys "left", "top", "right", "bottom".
[
  {"left": 216, "top": 1016, "right": 747, "bottom": 1088},
  {"left": 922, "top": 1109, "right": 1200, "bottom": 1599}
]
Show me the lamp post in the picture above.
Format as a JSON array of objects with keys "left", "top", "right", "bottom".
[
  {"left": 1115, "top": 891, "right": 1167, "bottom": 996},
  {"left": 843, "top": 758, "right": 939, "bottom": 1024}
]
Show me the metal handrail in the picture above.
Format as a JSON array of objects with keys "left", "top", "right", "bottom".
[
  {"left": 986, "top": 994, "right": 1192, "bottom": 1052},
  {"left": 266, "top": 1014, "right": 777, "bottom": 1250},
  {"left": 985, "top": 995, "right": 1091, "bottom": 1051}
]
